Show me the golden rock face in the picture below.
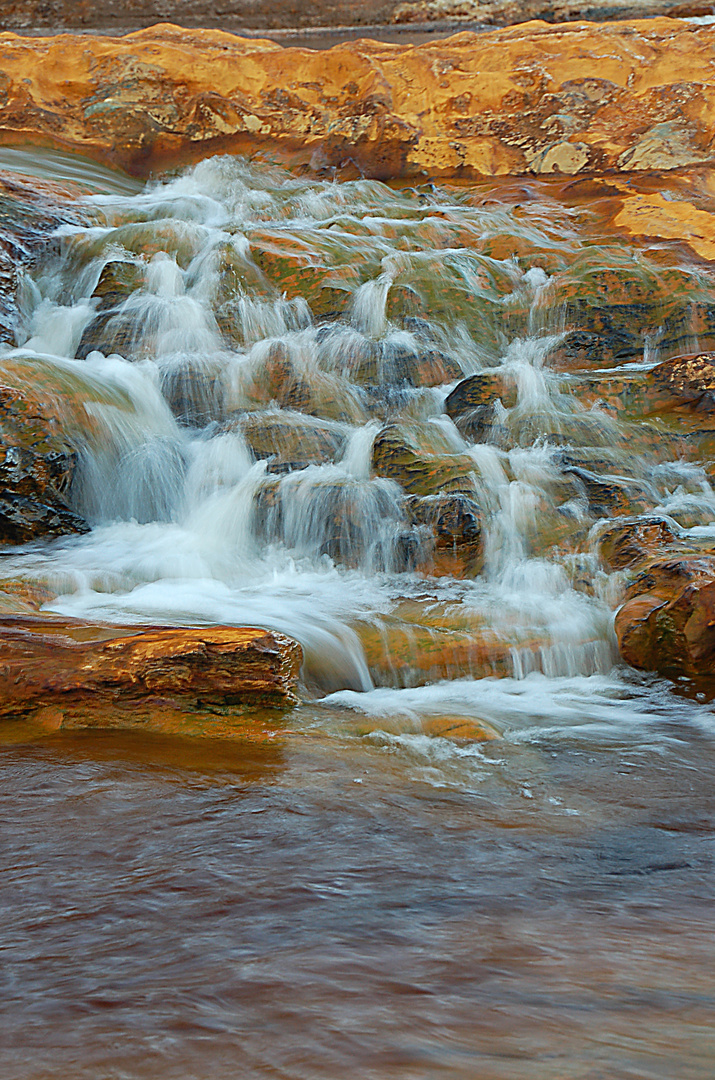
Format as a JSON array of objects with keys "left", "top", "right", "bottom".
[
  {"left": 1, "top": 18, "right": 715, "bottom": 179},
  {"left": 0, "top": 619, "right": 303, "bottom": 725}
]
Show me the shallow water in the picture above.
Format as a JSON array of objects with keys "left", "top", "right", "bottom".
[{"left": 1, "top": 151, "right": 714, "bottom": 1078}]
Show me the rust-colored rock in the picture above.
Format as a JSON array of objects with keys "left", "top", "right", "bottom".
[
  {"left": 0, "top": 0, "right": 703, "bottom": 36},
  {"left": 0, "top": 618, "right": 303, "bottom": 723},
  {"left": 238, "top": 410, "right": 346, "bottom": 470},
  {"left": 646, "top": 352, "right": 715, "bottom": 412},
  {"left": 406, "top": 491, "right": 484, "bottom": 576},
  {"left": 2, "top": 19, "right": 715, "bottom": 179},
  {"left": 372, "top": 423, "right": 476, "bottom": 496},
  {"left": 596, "top": 515, "right": 680, "bottom": 572},
  {"left": 616, "top": 557, "right": 715, "bottom": 680}
]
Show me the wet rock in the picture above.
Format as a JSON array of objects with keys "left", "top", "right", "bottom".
[
  {"left": 380, "top": 342, "right": 462, "bottom": 388},
  {"left": 356, "top": 618, "right": 513, "bottom": 687},
  {"left": 249, "top": 231, "right": 354, "bottom": 318},
  {"left": 444, "top": 371, "right": 516, "bottom": 442},
  {"left": 238, "top": 410, "right": 346, "bottom": 471},
  {"left": 372, "top": 424, "right": 476, "bottom": 497},
  {"left": 616, "top": 556, "right": 715, "bottom": 679},
  {"left": 0, "top": 385, "right": 89, "bottom": 545},
  {"left": 0, "top": 619, "right": 303, "bottom": 722},
  {"left": 253, "top": 471, "right": 409, "bottom": 569},
  {"left": 445, "top": 372, "right": 517, "bottom": 416},
  {"left": 406, "top": 491, "right": 483, "bottom": 576},
  {"left": 0, "top": 171, "right": 86, "bottom": 345},
  {"left": 92, "top": 259, "right": 145, "bottom": 311},
  {"left": 562, "top": 465, "right": 652, "bottom": 519},
  {"left": 2, "top": 22, "right": 715, "bottom": 180},
  {"left": 613, "top": 192, "right": 715, "bottom": 263},
  {"left": 645, "top": 352, "right": 715, "bottom": 412},
  {"left": 596, "top": 515, "right": 680, "bottom": 572}
]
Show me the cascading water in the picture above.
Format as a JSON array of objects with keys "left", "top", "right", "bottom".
[
  {"left": 2, "top": 149, "right": 715, "bottom": 1080},
  {"left": 3, "top": 153, "right": 715, "bottom": 711}
]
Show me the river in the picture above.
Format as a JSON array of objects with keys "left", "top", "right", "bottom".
[{"left": 0, "top": 147, "right": 714, "bottom": 1079}]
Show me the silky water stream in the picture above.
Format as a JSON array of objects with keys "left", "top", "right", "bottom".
[{"left": 1, "top": 152, "right": 714, "bottom": 1079}]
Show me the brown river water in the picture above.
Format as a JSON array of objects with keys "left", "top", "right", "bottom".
[{"left": 0, "top": 148, "right": 714, "bottom": 1079}]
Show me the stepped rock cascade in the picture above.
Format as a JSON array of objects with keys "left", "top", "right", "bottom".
[
  {"left": 1, "top": 73, "right": 715, "bottom": 1080},
  {"left": 3, "top": 149, "right": 715, "bottom": 706},
  {"left": 3, "top": 18, "right": 715, "bottom": 178}
]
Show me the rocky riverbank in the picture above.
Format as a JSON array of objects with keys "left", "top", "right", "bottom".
[{"left": 1, "top": 19, "right": 715, "bottom": 178}]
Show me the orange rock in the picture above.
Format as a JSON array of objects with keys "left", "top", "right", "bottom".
[
  {"left": 2, "top": 19, "right": 715, "bottom": 178},
  {"left": 0, "top": 618, "right": 303, "bottom": 723},
  {"left": 615, "top": 555, "right": 715, "bottom": 678},
  {"left": 613, "top": 192, "right": 715, "bottom": 262}
]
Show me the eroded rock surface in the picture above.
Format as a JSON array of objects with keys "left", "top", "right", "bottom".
[
  {"left": 0, "top": 619, "right": 303, "bottom": 723},
  {"left": 2, "top": 20, "right": 715, "bottom": 179}
]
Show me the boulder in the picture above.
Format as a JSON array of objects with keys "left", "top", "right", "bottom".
[
  {"left": 238, "top": 410, "right": 346, "bottom": 471},
  {"left": 371, "top": 423, "right": 477, "bottom": 496},
  {"left": 0, "top": 383, "right": 89, "bottom": 545},
  {"left": 406, "top": 491, "right": 484, "bottom": 576},
  {"left": 0, "top": 618, "right": 303, "bottom": 723},
  {"left": 645, "top": 352, "right": 715, "bottom": 413},
  {"left": 0, "top": 170, "right": 86, "bottom": 344},
  {"left": 596, "top": 515, "right": 680, "bottom": 572},
  {"left": 615, "top": 556, "right": 715, "bottom": 680}
]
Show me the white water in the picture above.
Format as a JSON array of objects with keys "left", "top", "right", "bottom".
[{"left": 2, "top": 154, "right": 715, "bottom": 743}]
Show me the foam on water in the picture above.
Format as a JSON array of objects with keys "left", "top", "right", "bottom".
[{"left": 2, "top": 152, "right": 715, "bottom": 739}]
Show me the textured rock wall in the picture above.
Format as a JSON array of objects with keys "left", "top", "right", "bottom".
[{"left": 1, "top": 19, "right": 715, "bottom": 178}]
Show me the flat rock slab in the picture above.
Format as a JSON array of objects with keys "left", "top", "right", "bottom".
[
  {"left": 1, "top": 18, "right": 715, "bottom": 178},
  {"left": 0, "top": 619, "right": 303, "bottom": 724}
]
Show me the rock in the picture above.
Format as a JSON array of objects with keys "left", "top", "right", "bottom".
[
  {"left": 562, "top": 465, "right": 652, "bottom": 519},
  {"left": 379, "top": 342, "right": 462, "bottom": 388},
  {"left": 0, "top": 170, "right": 87, "bottom": 344},
  {"left": 92, "top": 259, "right": 145, "bottom": 310},
  {"left": 0, "top": 618, "right": 303, "bottom": 722},
  {"left": 613, "top": 192, "right": 715, "bottom": 263},
  {"left": 444, "top": 371, "right": 516, "bottom": 442},
  {"left": 406, "top": 491, "right": 484, "bottom": 575},
  {"left": 371, "top": 423, "right": 476, "bottom": 496},
  {"left": 645, "top": 352, "right": 715, "bottom": 412},
  {"left": 0, "top": 0, "right": 702, "bottom": 36},
  {"left": 238, "top": 410, "right": 346, "bottom": 471},
  {"left": 0, "top": 383, "right": 90, "bottom": 544},
  {"left": 356, "top": 618, "right": 514, "bottom": 686},
  {"left": 596, "top": 515, "right": 680, "bottom": 572},
  {"left": 615, "top": 556, "right": 715, "bottom": 679},
  {"left": 3, "top": 21, "right": 715, "bottom": 180}
]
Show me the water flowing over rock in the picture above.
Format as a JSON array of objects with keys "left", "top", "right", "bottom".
[{"left": 2, "top": 19, "right": 715, "bottom": 178}]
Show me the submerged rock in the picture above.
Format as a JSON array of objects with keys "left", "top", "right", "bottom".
[{"left": 0, "top": 619, "right": 303, "bottom": 723}]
